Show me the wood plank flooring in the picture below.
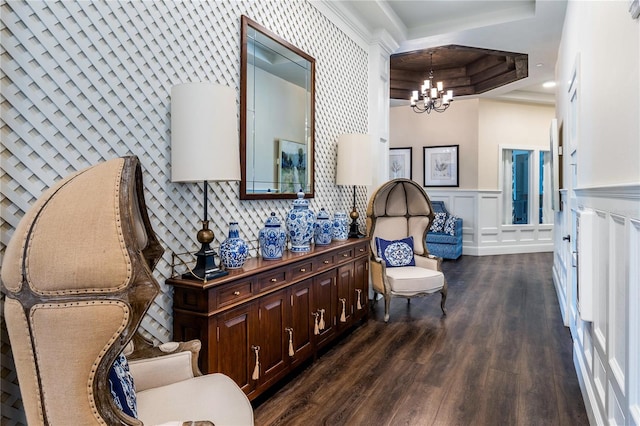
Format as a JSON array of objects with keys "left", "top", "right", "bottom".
[{"left": 253, "top": 253, "right": 588, "bottom": 426}]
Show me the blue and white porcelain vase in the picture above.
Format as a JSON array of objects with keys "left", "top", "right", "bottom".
[
  {"left": 259, "top": 212, "right": 287, "bottom": 260},
  {"left": 220, "top": 222, "right": 249, "bottom": 269},
  {"left": 286, "top": 191, "right": 315, "bottom": 252},
  {"left": 332, "top": 211, "right": 349, "bottom": 241},
  {"left": 314, "top": 208, "right": 332, "bottom": 246}
]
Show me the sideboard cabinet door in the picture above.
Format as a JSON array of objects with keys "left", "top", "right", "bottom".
[
  {"left": 255, "top": 290, "right": 289, "bottom": 392},
  {"left": 353, "top": 257, "right": 369, "bottom": 321},
  {"left": 288, "top": 279, "right": 315, "bottom": 365},
  {"left": 213, "top": 303, "right": 257, "bottom": 395},
  {"left": 313, "top": 270, "right": 337, "bottom": 348}
]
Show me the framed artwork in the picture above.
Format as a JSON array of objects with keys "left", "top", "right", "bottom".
[
  {"left": 423, "top": 145, "right": 459, "bottom": 187},
  {"left": 278, "top": 139, "right": 307, "bottom": 193},
  {"left": 389, "top": 147, "right": 412, "bottom": 179}
]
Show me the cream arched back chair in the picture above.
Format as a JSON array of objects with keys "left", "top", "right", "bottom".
[
  {"left": 1, "top": 156, "right": 253, "bottom": 425},
  {"left": 366, "top": 179, "right": 447, "bottom": 322}
]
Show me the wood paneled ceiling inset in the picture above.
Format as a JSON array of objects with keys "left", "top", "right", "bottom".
[{"left": 390, "top": 45, "right": 528, "bottom": 100}]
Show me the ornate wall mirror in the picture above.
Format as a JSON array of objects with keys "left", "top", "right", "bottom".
[{"left": 240, "top": 15, "right": 315, "bottom": 200}]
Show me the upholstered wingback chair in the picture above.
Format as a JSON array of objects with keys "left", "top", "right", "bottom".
[
  {"left": 366, "top": 179, "right": 447, "bottom": 322},
  {"left": 1, "top": 157, "right": 253, "bottom": 425}
]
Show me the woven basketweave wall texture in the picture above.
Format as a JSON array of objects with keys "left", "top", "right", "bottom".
[{"left": 0, "top": 1, "right": 368, "bottom": 423}]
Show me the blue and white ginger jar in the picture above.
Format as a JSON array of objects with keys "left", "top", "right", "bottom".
[
  {"left": 314, "top": 208, "right": 332, "bottom": 246},
  {"left": 286, "top": 191, "right": 315, "bottom": 252},
  {"left": 259, "top": 212, "right": 287, "bottom": 260},
  {"left": 332, "top": 211, "right": 349, "bottom": 241},
  {"left": 220, "top": 222, "right": 249, "bottom": 269}
]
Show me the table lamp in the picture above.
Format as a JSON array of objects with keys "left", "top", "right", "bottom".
[
  {"left": 171, "top": 82, "right": 240, "bottom": 281},
  {"left": 336, "top": 133, "right": 372, "bottom": 238}
]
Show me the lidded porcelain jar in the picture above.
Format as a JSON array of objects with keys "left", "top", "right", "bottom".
[
  {"left": 220, "top": 222, "right": 249, "bottom": 269},
  {"left": 332, "top": 211, "right": 349, "bottom": 241},
  {"left": 259, "top": 212, "right": 287, "bottom": 260},
  {"left": 314, "top": 208, "right": 332, "bottom": 246},
  {"left": 285, "top": 191, "right": 315, "bottom": 252}
]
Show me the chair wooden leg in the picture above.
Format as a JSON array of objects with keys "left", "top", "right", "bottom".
[
  {"left": 440, "top": 287, "right": 447, "bottom": 316},
  {"left": 384, "top": 295, "right": 390, "bottom": 322}
]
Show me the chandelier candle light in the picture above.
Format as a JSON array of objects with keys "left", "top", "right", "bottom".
[{"left": 410, "top": 53, "right": 454, "bottom": 114}]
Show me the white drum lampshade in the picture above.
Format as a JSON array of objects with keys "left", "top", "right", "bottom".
[{"left": 171, "top": 82, "right": 240, "bottom": 183}]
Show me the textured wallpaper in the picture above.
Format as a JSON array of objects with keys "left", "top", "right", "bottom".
[{"left": 0, "top": 0, "right": 368, "bottom": 422}]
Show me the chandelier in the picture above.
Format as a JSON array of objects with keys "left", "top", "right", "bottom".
[{"left": 410, "top": 54, "right": 453, "bottom": 114}]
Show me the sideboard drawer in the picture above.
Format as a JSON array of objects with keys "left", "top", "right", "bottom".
[
  {"left": 217, "top": 280, "right": 253, "bottom": 308},
  {"left": 257, "top": 269, "right": 287, "bottom": 292},
  {"left": 316, "top": 252, "right": 336, "bottom": 271},
  {"left": 354, "top": 242, "right": 369, "bottom": 257},
  {"left": 336, "top": 247, "right": 354, "bottom": 262},
  {"left": 290, "top": 260, "right": 314, "bottom": 281}
]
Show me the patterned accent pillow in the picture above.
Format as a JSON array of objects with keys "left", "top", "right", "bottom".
[
  {"left": 108, "top": 353, "right": 137, "bottom": 418},
  {"left": 429, "top": 212, "right": 447, "bottom": 233},
  {"left": 444, "top": 215, "right": 459, "bottom": 236},
  {"left": 375, "top": 236, "right": 416, "bottom": 267}
]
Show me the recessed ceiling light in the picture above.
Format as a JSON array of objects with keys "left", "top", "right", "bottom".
[{"left": 543, "top": 81, "right": 556, "bottom": 88}]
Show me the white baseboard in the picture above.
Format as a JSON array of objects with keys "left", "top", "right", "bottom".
[{"left": 463, "top": 243, "right": 553, "bottom": 256}]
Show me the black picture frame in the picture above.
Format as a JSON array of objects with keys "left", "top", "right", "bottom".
[
  {"left": 389, "top": 147, "right": 412, "bottom": 179},
  {"left": 423, "top": 145, "right": 459, "bottom": 187}
]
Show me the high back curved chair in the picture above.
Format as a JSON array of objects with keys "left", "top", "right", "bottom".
[
  {"left": 1, "top": 156, "right": 253, "bottom": 425},
  {"left": 366, "top": 179, "right": 447, "bottom": 322}
]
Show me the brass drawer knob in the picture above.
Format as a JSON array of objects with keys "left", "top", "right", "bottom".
[
  {"left": 300, "top": 268, "right": 306, "bottom": 272},
  {"left": 233, "top": 291, "right": 241, "bottom": 296},
  {"left": 343, "top": 253, "right": 349, "bottom": 257},
  {"left": 270, "top": 278, "right": 277, "bottom": 282},
  {"left": 323, "top": 260, "right": 330, "bottom": 264}
]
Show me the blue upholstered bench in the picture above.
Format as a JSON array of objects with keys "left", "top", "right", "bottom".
[{"left": 426, "top": 201, "right": 462, "bottom": 260}]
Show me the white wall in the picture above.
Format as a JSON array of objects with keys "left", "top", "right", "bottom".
[{"left": 553, "top": 1, "right": 640, "bottom": 425}]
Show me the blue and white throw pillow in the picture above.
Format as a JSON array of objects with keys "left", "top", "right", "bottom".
[
  {"left": 429, "top": 212, "right": 447, "bottom": 233},
  {"left": 443, "top": 214, "right": 459, "bottom": 236},
  {"left": 376, "top": 236, "right": 416, "bottom": 267},
  {"left": 108, "top": 353, "right": 137, "bottom": 418}
]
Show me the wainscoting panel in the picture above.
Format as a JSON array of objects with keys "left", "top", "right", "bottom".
[
  {"left": 0, "top": 1, "right": 368, "bottom": 423},
  {"left": 557, "top": 185, "right": 640, "bottom": 426},
  {"left": 426, "top": 189, "right": 554, "bottom": 256},
  {"left": 630, "top": 218, "right": 640, "bottom": 426}
]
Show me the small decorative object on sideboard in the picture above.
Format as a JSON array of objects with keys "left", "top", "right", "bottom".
[
  {"left": 332, "top": 211, "right": 349, "bottom": 241},
  {"left": 314, "top": 208, "right": 332, "bottom": 245},
  {"left": 286, "top": 190, "right": 315, "bottom": 252},
  {"left": 219, "top": 221, "right": 249, "bottom": 269},
  {"left": 259, "top": 212, "right": 287, "bottom": 259}
]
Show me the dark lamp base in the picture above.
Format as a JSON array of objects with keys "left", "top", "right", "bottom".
[{"left": 182, "top": 242, "right": 228, "bottom": 281}]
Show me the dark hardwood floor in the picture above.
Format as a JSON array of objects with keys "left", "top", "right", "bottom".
[{"left": 253, "top": 253, "right": 589, "bottom": 426}]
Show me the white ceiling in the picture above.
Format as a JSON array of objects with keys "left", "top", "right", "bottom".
[{"left": 331, "top": 0, "right": 568, "bottom": 104}]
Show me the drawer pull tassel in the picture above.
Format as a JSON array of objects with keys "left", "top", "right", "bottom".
[
  {"left": 286, "top": 328, "right": 294, "bottom": 356},
  {"left": 251, "top": 345, "right": 260, "bottom": 380},
  {"left": 339, "top": 298, "right": 347, "bottom": 322},
  {"left": 318, "top": 309, "right": 325, "bottom": 330},
  {"left": 356, "top": 289, "right": 362, "bottom": 310},
  {"left": 312, "top": 312, "right": 320, "bottom": 335}
]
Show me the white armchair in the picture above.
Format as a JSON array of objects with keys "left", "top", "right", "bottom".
[
  {"left": 126, "top": 337, "right": 253, "bottom": 425},
  {"left": 366, "top": 179, "right": 447, "bottom": 322}
]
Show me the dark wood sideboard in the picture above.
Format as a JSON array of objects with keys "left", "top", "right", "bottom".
[{"left": 167, "top": 238, "right": 370, "bottom": 401}]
